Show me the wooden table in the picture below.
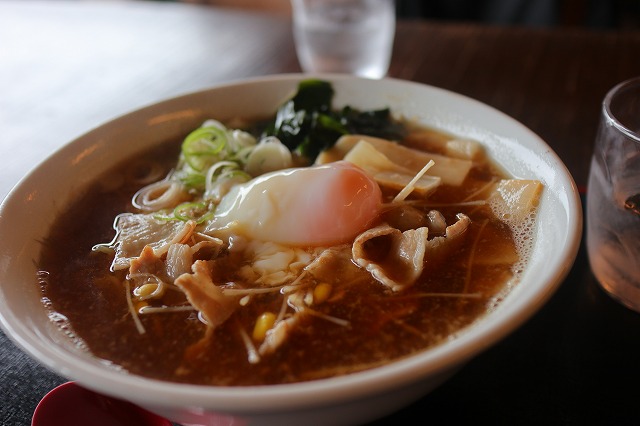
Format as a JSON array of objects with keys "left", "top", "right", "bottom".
[{"left": 2, "top": 1, "right": 640, "bottom": 424}]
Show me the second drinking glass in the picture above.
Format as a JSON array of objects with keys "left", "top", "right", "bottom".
[{"left": 291, "top": 0, "right": 396, "bottom": 79}]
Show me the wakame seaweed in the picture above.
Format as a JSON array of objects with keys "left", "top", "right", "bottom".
[{"left": 263, "top": 79, "right": 407, "bottom": 162}]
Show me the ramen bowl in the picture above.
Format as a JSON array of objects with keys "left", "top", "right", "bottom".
[{"left": 0, "top": 74, "right": 582, "bottom": 426}]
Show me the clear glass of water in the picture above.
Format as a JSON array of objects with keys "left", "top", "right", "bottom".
[
  {"left": 290, "top": 0, "right": 395, "bottom": 79},
  {"left": 586, "top": 76, "right": 640, "bottom": 311}
]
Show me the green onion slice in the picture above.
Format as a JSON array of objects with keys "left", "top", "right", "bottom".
[
  {"left": 173, "top": 202, "right": 213, "bottom": 224},
  {"left": 182, "top": 126, "right": 228, "bottom": 171}
]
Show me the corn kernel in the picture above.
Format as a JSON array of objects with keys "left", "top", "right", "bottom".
[
  {"left": 252, "top": 312, "right": 276, "bottom": 342},
  {"left": 313, "top": 283, "right": 332, "bottom": 304},
  {"left": 135, "top": 300, "right": 149, "bottom": 313},
  {"left": 134, "top": 283, "right": 158, "bottom": 298}
]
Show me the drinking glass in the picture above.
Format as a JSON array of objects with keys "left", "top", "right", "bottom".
[
  {"left": 290, "top": 0, "right": 395, "bottom": 79},
  {"left": 586, "top": 76, "right": 640, "bottom": 311}
]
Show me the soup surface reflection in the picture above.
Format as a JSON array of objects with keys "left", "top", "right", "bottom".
[{"left": 38, "top": 111, "right": 541, "bottom": 386}]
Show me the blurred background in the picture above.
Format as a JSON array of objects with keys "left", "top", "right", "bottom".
[{"left": 175, "top": 0, "right": 640, "bottom": 30}]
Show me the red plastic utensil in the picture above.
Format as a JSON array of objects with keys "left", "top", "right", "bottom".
[{"left": 31, "top": 381, "right": 173, "bottom": 426}]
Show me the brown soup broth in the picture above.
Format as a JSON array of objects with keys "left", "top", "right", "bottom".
[{"left": 38, "top": 124, "right": 521, "bottom": 386}]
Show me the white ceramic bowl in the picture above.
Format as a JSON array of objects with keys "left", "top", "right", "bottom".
[{"left": 0, "top": 74, "right": 582, "bottom": 426}]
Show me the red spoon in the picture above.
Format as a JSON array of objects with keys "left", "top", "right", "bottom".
[{"left": 31, "top": 381, "right": 173, "bottom": 426}]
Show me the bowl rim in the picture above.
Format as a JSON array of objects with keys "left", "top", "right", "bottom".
[{"left": 0, "top": 73, "right": 583, "bottom": 413}]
